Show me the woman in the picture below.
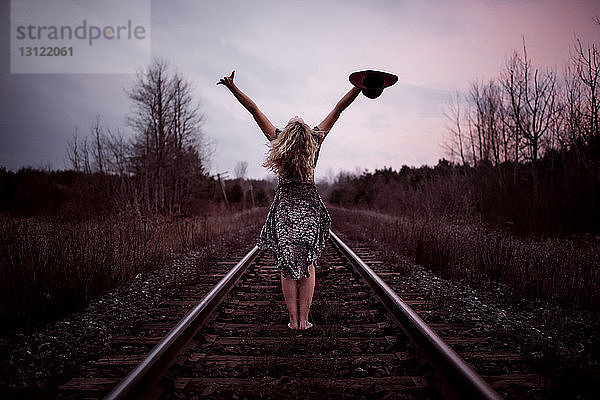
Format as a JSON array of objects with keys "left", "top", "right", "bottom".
[{"left": 217, "top": 71, "right": 361, "bottom": 330}]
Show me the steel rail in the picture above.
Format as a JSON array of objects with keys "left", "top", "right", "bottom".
[
  {"left": 104, "top": 246, "right": 261, "bottom": 400},
  {"left": 329, "top": 230, "right": 502, "bottom": 400}
]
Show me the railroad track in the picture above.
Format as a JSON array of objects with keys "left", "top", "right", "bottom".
[{"left": 58, "top": 231, "right": 517, "bottom": 399}]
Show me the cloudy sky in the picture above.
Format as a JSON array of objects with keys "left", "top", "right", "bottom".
[{"left": 1, "top": 0, "right": 599, "bottom": 180}]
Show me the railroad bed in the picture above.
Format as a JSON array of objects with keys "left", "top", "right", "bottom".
[{"left": 58, "top": 232, "right": 548, "bottom": 399}]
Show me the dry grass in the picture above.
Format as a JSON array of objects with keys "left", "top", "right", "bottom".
[
  {"left": 329, "top": 206, "right": 600, "bottom": 308},
  {"left": 0, "top": 208, "right": 267, "bottom": 329}
]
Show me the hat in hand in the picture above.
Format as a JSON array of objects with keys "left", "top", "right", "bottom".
[{"left": 349, "top": 70, "right": 398, "bottom": 99}]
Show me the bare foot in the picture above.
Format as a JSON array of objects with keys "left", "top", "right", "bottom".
[
  {"left": 288, "top": 321, "right": 298, "bottom": 330},
  {"left": 298, "top": 320, "right": 313, "bottom": 330}
]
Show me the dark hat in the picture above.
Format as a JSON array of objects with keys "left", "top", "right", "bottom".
[{"left": 349, "top": 70, "right": 398, "bottom": 99}]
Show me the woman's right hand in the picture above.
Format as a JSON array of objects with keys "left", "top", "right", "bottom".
[{"left": 217, "top": 71, "right": 235, "bottom": 89}]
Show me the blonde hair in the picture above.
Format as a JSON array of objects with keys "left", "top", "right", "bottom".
[{"left": 263, "top": 120, "right": 318, "bottom": 181}]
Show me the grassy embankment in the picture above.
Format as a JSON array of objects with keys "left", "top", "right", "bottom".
[
  {"left": 0, "top": 208, "right": 267, "bottom": 330},
  {"left": 329, "top": 206, "right": 599, "bottom": 308}
]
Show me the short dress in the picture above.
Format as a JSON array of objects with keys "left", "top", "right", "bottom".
[{"left": 257, "top": 126, "right": 332, "bottom": 280}]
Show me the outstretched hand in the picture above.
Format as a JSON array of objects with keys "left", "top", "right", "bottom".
[
  {"left": 217, "top": 71, "right": 235, "bottom": 89},
  {"left": 216, "top": 70, "right": 276, "bottom": 140}
]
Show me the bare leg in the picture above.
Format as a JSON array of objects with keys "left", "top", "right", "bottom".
[
  {"left": 280, "top": 273, "right": 298, "bottom": 329},
  {"left": 298, "top": 264, "right": 316, "bottom": 329}
]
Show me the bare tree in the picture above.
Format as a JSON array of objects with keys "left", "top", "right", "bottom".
[
  {"left": 80, "top": 135, "right": 91, "bottom": 174},
  {"left": 127, "top": 58, "right": 171, "bottom": 211},
  {"left": 234, "top": 161, "right": 249, "bottom": 179},
  {"left": 66, "top": 125, "right": 93, "bottom": 175},
  {"left": 468, "top": 79, "right": 506, "bottom": 166},
  {"left": 103, "top": 127, "right": 129, "bottom": 177},
  {"left": 469, "top": 81, "right": 486, "bottom": 163},
  {"left": 562, "top": 64, "right": 585, "bottom": 148},
  {"left": 501, "top": 40, "right": 558, "bottom": 194},
  {"left": 91, "top": 114, "right": 106, "bottom": 174},
  {"left": 168, "top": 72, "right": 206, "bottom": 211},
  {"left": 443, "top": 91, "right": 468, "bottom": 166},
  {"left": 126, "top": 58, "right": 206, "bottom": 214},
  {"left": 501, "top": 51, "right": 523, "bottom": 178},
  {"left": 520, "top": 42, "right": 557, "bottom": 165},
  {"left": 66, "top": 128, "right": 81, "bottom": 172},
  {"left": 573, "top": 38, "right": 600, "bottom": 143}
]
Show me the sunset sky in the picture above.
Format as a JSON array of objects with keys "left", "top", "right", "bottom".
[{"left": 1, "top": 0, "right": 599, "bottom": 180}]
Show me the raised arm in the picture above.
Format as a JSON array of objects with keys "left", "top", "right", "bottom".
[
  {"left": 217, "top": 71, "right": 277, "bottom": 141},
  {"left": 316, "top": 86, "right": 361, "bottom": 138}
]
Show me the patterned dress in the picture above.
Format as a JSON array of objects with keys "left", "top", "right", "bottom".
[{"left": 257, "top": 126, "right": 332, "bottom": 280}]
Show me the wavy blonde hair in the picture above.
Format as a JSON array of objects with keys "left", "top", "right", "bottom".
[{"left": 263, "top": 120, "right": 318, "bottom": 181}]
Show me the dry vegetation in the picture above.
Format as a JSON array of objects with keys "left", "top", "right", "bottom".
[
  {"left": 0, "top": 208, "right": 267, "bottom": 332},
  {"left": 329, "top": 206, "right": 600, "bottom": 309}
]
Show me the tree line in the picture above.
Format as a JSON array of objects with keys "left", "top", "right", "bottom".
[{"left": 0, "top": 58, "right": 276, "bottom": 218}]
